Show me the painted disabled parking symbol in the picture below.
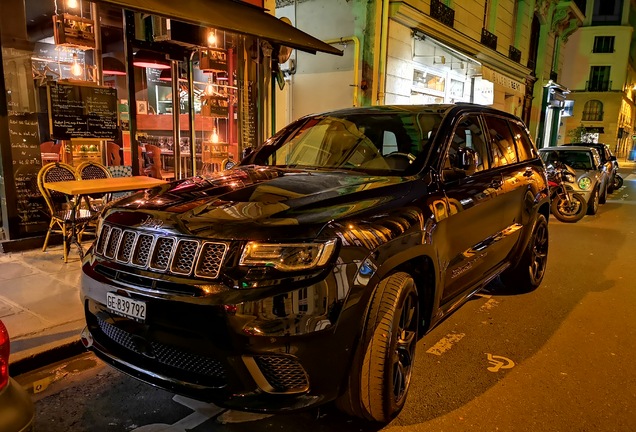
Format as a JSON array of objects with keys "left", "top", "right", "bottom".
[{"left": 486, "top": 353, "right": 515, "bottom": 372}]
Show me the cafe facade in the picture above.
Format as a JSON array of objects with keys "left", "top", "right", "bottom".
[{"left": 0, "top": 0, "right": 341, "bottom": 246}]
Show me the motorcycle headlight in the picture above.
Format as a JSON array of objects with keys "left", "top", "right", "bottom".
[
  {"left": 240, "top": 240, "right": 337, "bottom": 271},
  {"left": 578, "top": 176, "right": 592, "bottom": 190}
]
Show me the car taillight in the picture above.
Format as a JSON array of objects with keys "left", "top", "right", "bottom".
[{"left": 0, "top": 320, "right": 10, "bottom": 390}]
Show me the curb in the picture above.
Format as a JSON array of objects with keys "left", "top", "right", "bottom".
[{"left": 9, "top": 339, "right": 86, "bottom": 377}]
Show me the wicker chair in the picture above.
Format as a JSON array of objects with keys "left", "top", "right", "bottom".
[
  {"left": 106, "top": 165, "right": 134, "bottom": 201},
  {"left": 37, "top": 162, "right": 97, "bottom": 262},
  {"left": 75, "top": 161, "right": 112, "bottom": 209}
]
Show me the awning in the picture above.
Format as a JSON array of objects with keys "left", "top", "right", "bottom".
[{"left": 93, "top": 0, "right": 343, "bottom": 56}]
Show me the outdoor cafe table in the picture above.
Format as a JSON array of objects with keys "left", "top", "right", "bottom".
[{"left": 43, "top": 176, "right": 167, "bottom": 259}]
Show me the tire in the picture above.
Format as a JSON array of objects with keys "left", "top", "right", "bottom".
[
  {"left": 587, "top": 187, "right": 600, "bottom": 215},
  {"left": 500, "top": 214, "right": 549, "bottom": 292},
  {"left": 551, "top": 193, "right": 586, "bottom": 223},
  {"left": 336, "top": 272, "right": 418, "bottom": 423},
  {"left": 608, "top": 176, "right": 615, "bottom": 194},
  {"left": 599, "top": 183, "right": 607, "bottom": 204},
  {"left": 614, "top": 174, "right": 624, "bottom": 189}
]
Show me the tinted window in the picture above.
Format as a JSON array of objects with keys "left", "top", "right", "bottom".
[
  {"left": 445, "top": 114, "right": 489, "bottom": 173},
  {"left": 509, "top": 121, "right": 536, "bottom": 161},
  {"left": 484, "top": 116, "right": 518, "bottom": 167},
  {"left": 541, "top": 150, "right": 594, "bottom": 170}
]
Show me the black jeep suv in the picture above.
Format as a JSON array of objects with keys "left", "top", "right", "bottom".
[{"left": 80, "top": 104, "right": 550, "bottom": 422}]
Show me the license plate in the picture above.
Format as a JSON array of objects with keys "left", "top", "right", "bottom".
[{"left": 106, "top": 292, "right": 146, "bottom": 322}]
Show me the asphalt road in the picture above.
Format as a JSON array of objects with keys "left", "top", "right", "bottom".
[{"left": 17, "top": 165, "right": 636, "bottom": 432}]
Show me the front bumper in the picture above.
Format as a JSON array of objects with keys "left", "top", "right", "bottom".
[{"left": 80, "top": 257, "right": 364, "bottom": 413}]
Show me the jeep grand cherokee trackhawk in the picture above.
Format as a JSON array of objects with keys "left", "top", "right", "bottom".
[{"left": 80, "top": 104, "right": 549, "bottom": 422}]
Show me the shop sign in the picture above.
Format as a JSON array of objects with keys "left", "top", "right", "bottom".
[
  {"left": 482, "top": 67, "right": 525, "bottom": 95},
  {"left": 473, "top": 77, "right": 494, "bottom": 105}
]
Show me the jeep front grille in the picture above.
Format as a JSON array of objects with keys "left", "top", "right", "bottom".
[{"left": 95, "top": 223, "right": 227, "bottom": 279}]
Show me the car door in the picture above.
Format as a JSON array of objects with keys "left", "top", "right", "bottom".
[{"left": 439, "top": 114, "right": 506, "bottom": 304}]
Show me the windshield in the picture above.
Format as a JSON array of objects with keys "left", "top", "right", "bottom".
[
  {"left": 243, "top": 111, "right": 444, "bottom": 175},
  {"left": 541, "top": 150, "right": 594, "bottom": 170}
]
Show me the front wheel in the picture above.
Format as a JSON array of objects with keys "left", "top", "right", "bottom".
[
  {"left": 336, "top": 272, "right": 418, "bottom": 423},
  {"left": 587, "top": 187, "right": 600, "bottom": 215},
  {"left": 500, "top": 214, "right": 549, "bottom": 292},
  {"left": 551, "top": 192, "right": 586, "bottom": 223}
]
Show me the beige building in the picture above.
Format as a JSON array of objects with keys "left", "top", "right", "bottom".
[
  {"left": 276, "top": 0, "right": 584, "bottom": 147},
  {"left": 560, "top": 0, "right": 636, "bottom": 158}
]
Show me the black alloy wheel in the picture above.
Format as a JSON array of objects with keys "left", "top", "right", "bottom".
[
  {"left": 501, "top": 214, "right": 549, "bottom": 292},
  {"left": 336, "top": 272, "right": 418, "bottom": 423}
]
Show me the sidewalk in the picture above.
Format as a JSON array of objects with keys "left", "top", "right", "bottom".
[{"left": 1, "top": 243, "right": 86, "bottom": 375}]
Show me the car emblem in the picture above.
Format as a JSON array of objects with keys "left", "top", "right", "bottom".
[{"left": 140, "top": 215, "right": 164, "bottom": 229}]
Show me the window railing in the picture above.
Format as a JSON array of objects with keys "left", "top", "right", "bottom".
[
  {"left": 586, "top": 80, "right": 612, "bottom": 91},
  {"left": 509, "top": 46, "right": 521, "bottom": 63},
  {"left": 481, "top": 28, "right": 498, "bottom": 50},
  {"left": 430, "top": 0, "right": 455, "bottom": 27},
  {"left": 582, "top": 111, "right": 604, "bottom": 121}
]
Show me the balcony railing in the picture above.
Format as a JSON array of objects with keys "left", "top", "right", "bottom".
[
  {"left": 509, "top": 46, "right": 521, "bottom": 63},
  {"left": 586, "top": 80, "right": 612, "bottom": 92},
  {"left": 481, "top": 28, "right": 498, "bottom": 50},
  {"left": 430, "top": 0, "right": 455, "bottom": 27}
]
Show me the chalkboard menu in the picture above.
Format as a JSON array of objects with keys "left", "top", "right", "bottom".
[
  {"left": 8, "top": 112, "right": 48, "bottom": 233},
  {"left": 48, "top": 82, "right": 118, "bottom": 140}
]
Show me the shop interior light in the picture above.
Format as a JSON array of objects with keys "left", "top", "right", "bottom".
[
  {"left": 205, "top": 76, "right": 215, "bottom": 96},
  {"left": 211, "top": 127, "right": 219, "bottom": 143},
  {"left": 102, "top": 57, "right": 126, "bottom": 76},
  {"left": 133, "top": 50, "right": 170, "bottom": 69},
  {"left": 67, "top": 0, "right": 79, "bottom": 8},
  {"left": 71, "top": 53, "right": 83, "bottom": 77},
  {"left": 207, "top": 29, "right": 217, "bottom": 47}
]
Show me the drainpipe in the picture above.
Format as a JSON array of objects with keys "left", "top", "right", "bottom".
[
  {"left": 377, "top": 0, "right": 389, "bottom": 105},
  {"left": 324, "top": 37, "right": 360, "bottom": 107}
]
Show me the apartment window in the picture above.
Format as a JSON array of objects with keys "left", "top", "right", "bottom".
[
  {"left": 582, "top": 100, "right": 604, "bottom": 121},
  {"left": 587, "top": 66, "right": 611, "bottom": 91},
  {"left": 593, "top": 36, "right": 615, "bottom": 53}
]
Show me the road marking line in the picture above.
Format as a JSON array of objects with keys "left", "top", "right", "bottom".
[{"left": 426, "top": 333, "right": 465, "bottom": 356}]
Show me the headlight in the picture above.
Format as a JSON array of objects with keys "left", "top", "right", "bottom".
[
  {"left": 578, "top": 177, "right": 592, "bottom": 190},
  {"left": 240, "top": 240, "right": 337, "bottom": 271}
]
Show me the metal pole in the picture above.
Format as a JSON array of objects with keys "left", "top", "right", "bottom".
[
  {"left": 187, "top": 52, "right": 196, "bottom": 177},
  {"left": 123, "top": 9, "right": 139, "bottom": 175},
  {"left": 171, "top": 60, "right": 181, "bottom": 179}
]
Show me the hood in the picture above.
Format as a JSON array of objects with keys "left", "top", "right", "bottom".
[{"left": 103, "top": 166, "right": 414, "bottom": 240}]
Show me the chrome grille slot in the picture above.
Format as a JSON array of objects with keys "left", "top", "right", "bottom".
[
  {"left": 117, "top": 231, "right": 137, "bottom": 263},
  {"left": 195, "top": 242, "right": 227, "bottom": 279},
  {"left": 150, "top": 237, "right": 175, "bottom": 271},
  {"left": 105, "top": 228, "right": 122, "bottom": 259},
  {"left": 132, "top": 234, "right": 153, "bottom": 267},
  {"left": 96, "top": 225, "right": 111, "bottom": 256},
  {"left": 171, "top": 240, "right": 199, "bottom": 275}
]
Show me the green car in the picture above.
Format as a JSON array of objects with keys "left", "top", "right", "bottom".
[{"left": 0, "top": 320, "right": 34, "bottom": 432}]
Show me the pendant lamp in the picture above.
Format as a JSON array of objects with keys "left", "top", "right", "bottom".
[
  {"left": 133, "top": 50, "right": 170, "bottom": 69},
  {"left": 102, "top": 57, "right": 126, "bottom": 76}
]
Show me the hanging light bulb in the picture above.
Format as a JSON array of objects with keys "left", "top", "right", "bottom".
[
  {"left": 211, "top": 128, "right": 219, "bottom": 143},
  {"left": 71, "top": 53, "right": 83, "bottom": 77},
  {"left": 67, "top": 0, "right": 79, "bottom": 8},
  {"left": 205, "top": 76, "right": 214, "bottom": 96},
  {"left": 207, "top": 30, "right": 217, "bottom": 47}
]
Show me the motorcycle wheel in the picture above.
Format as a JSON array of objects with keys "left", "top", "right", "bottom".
[
  {"left": 614, "top": 174, "right": 624, "bottom": 189},
  {"left": 551, "top": 192, "right": 587, "bottom": 223}
]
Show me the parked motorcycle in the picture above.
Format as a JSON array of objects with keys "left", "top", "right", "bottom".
[{"left": 547, "top": 161, "right": 587, "bottom": 223}]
